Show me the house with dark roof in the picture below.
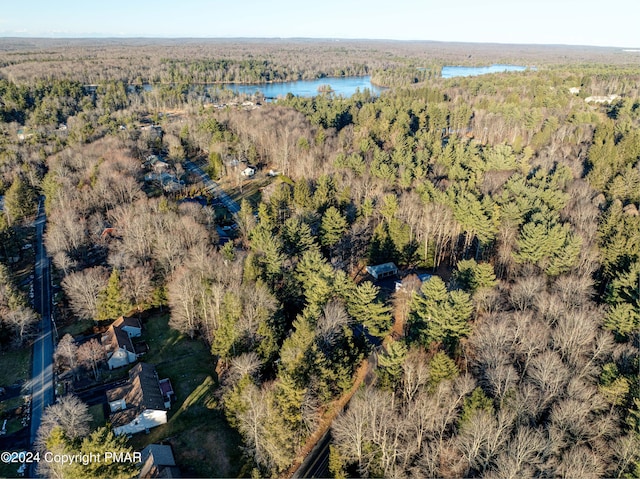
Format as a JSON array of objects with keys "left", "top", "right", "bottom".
[
  {"left": 139, "top": 444, "right": 181, "bottom": 478},
  {"left": 107, "top": 363, "right": 169, "bottom": 436},
  {"left": 102, "top": 316, "right": 143, "bottom": 370}
]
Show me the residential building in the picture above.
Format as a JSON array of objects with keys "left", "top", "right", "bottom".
[
  {"left": 102, "top": 317, "right": 143, "bottom": 370},
  {"left": 366, "top": 262, "right": 399, "bottom": 280},
  {"left": 107, "top": 363, "right": 169, "bottom": 436},
  {"left": 139, "top": 444, "right": 180, "bottom": 478}
]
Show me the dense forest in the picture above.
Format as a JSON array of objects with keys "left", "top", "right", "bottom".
[{"left": 0, "top": 39, "right": 638, "bottom": 478}]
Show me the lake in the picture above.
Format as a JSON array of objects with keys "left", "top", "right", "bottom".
[
  {"left": 441, "top": 64, "right": 529, "bottom": 78},
  {"left": 211, "top": 76, "right": 383, "bottom": 99}
]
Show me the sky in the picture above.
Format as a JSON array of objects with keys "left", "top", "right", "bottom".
[{"left": 1, "top": 0, "right": 638, "bottom": 48}]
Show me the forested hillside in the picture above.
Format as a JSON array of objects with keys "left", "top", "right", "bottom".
[{"left": 0, "top": 40, "right": 638, "bottom": 478}]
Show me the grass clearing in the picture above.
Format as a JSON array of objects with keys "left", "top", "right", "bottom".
[
  {"left": 58, "top": 318, "right": 94, "bottom": 337},
  {"left": 0, "top": 396, "right": 25, "bottom": 415},
  {"left": 0, "top": 348, "right": 30, "bottom": 387},
  {"left": 128, "top": 313, "right": 244, "bottom": 478},
  {"left": 88, "top": 404, "right": 105, "bottom": 430},
  {"left": 0, "top": 458, "right": 25, "bottom": 479},
  {"left": 6, "top": 417, "right": 26, "bottom": 435},
  {"left": 224, "top": 176, "right": 270, "bottom": 206}
]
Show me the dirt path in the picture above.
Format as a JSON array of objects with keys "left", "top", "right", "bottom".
[{"left": 284, "top": 357, "right": 371, "bottom": 478}]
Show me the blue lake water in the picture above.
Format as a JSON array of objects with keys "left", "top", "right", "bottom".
[
  {"left": 441, "top": 64, "right": 529, "bottom": 78},
  {"left": 214, "top": 76, "right": 383, "bottom": 99}
]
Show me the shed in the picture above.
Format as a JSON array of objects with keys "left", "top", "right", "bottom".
[
  {"left": 139, "top": 444, "right": 180, "bottom": 478},
  {"left": 366, "top": 262, "right": 398, "bottom": 280}
]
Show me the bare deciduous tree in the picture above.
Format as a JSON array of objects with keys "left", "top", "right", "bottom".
[
  {"left": 526, "top": 351, "right": 570, "bottom": 408},
  {"left": 62, "top": 266, "right": 108, "bottom": 321},
  {"left": 35, "top": 395, "right": 91, "bottom": 450},
  {"left": 167, "top": 267, "right": 201, "bottom": 339},
  {"left": 226, "top": 352, "right": 262, "bottom": 386},
  {"left": 121, "top": 264, "right": 154, "bottom": 309},
  {"left": 508, "top": 274, "right": 545, "bottom": 311},
  {"left": 316, "top": 299, "right": 350, "bottom": 350},
  {"left": 54, "top": 333, "right": 78, "bottom": 375},
  {"left": 4, "top": 306, "right": 38, "bottom": 345},
  {"left": 492, "top": 426, "right": 547, "bottom": 479},
  {"left": 400, "top": 347, "right": 430, "bottom": 404},
  {"left": 332, "top": 390, "right": 375, "bottom": 475},
  {"left": 77, "top": 338, "right": 106, "bottom": 379},
  {"left": 554, "top": 445, "right": 606, "bottom": 479},
  {"left": 457, "top": 408, "right": 515, "bottom": 476}
]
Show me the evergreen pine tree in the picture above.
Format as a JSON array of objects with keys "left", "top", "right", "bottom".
[
  {"left": 320, "top": 206, "right": 348, "bottom": 249},
  {"left": 346, "top": 281, "right": 392, "bottom": 337},
  {"left": 428, "top": 351, "right": 459, "bottom": 389},
  {"left": 4, "top": 175, "right": 37, "bottom": 226},
  {"left": 604, "top": 303, "right": 640, "bottom": 341},
  {"left": 96, "top": 269, "right": 131, "bottom": 321},
  {"left": 459, "top": 386, "right": 494, "bottom": 425},
  {"left": 377, "top": 341, "right": 407, "bottom": 389},
  {"left": 409, "top": 276, "right": 473, "bottom": 352}
]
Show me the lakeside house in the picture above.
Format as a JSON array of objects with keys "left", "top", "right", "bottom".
[
  {"left": 585, "top": 94, "right": 619, "bottom": 104},
  {"left": 107, "top": 363, "right": 171, "bottom": 436}
]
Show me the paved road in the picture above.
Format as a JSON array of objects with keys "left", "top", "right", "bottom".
[
  {"left": 292, "top": 430, "right": 331, "bottom": 479},
  {"left": 184, "top": 160, "right": 240, "bottom": 215},
  {"left": 29, "top": 198, "right": 55, "bottom": 447}
]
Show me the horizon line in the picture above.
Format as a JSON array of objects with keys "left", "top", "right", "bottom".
[{"left": 0, "top": 35, "right": 636, "bottom": 50}]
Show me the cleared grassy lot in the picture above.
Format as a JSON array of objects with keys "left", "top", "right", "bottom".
[
  {"left": 0, "top": 348, "right": 30, "bottom": 387},
  {"left": 129, "top": 313, "right": 244, "bottom": 478}
]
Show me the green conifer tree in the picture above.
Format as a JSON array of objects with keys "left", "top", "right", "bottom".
[
  {"left": 346, "top": 281, "right": 392, "bottom": 337},
  {"left": 96, "top": 269, "right": 131, "bottom": 321},
  {"left": 377, "top": 341, "right": 408, "bottom": 389},
  {"left": 409, "top": 276, "right": 473, "bottom": 352},
  {"left": 428, "top": 351, "right": 459, "bottom": 389},
  {"left": 4, "top": 175, "right": 37, "bottom": 226},
  {"left": 320, "top": 206, "right": 348, "bottom": 249}
]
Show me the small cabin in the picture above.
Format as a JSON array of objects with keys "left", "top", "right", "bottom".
[{"left": 366, "top": 262, "right": 398, "bottom": 280}]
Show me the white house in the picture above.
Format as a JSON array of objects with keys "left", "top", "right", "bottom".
[
  {"left": 107, "top": 363, "right": 169, "bottom": 436},
  {"left": 585, "top": 94, "right": 619, "bottom": 104},
  {"left": 115, "top": 316, "right": 142, "bottom": 337},
  {"left": 241, "top": 166, "right": 256, "bottom": 177},
  {"left": 102, "top": 317, "right": 142, "bottom": 370}
]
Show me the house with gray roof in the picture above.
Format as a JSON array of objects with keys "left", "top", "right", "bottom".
[
  {"left": 366, "top": 262, "right": 398, "bottom": 280},
  {"left": 139, "top": 444, "right": 181, "bottom": 478}
]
